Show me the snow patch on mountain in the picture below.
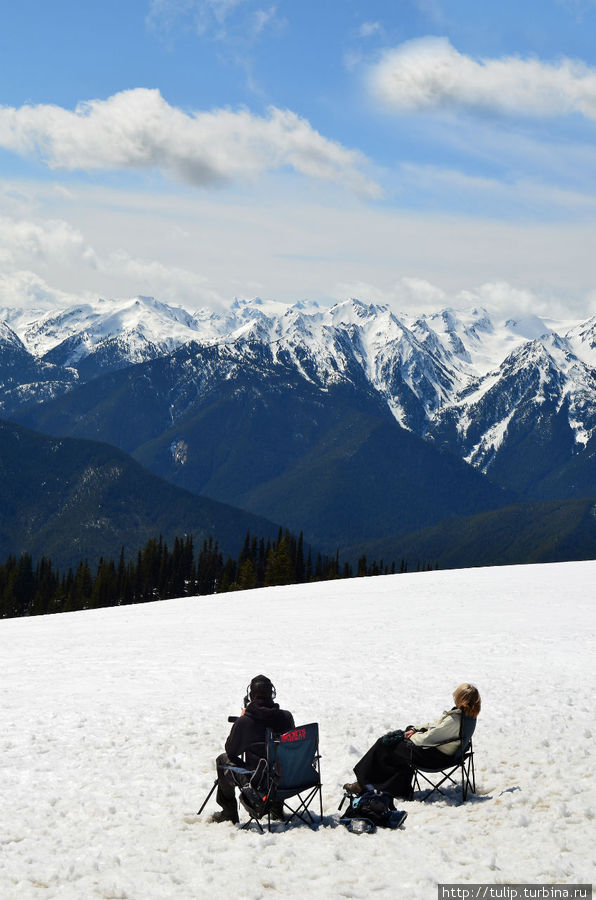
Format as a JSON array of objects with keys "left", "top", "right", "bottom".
[
  {"left": 3, "top": 292, "right": 596, "bottom": 475},
  {"left": 13, "top": 296, "right": 202, "bottom": 363},
  {"left": 565, "top": 314, "right": 596, "bottom": 369},
  {"left": 463, "top": 409, "right": 516, "bottom": 466},
  {"left": 0, "top": 321, "right": 26, "bottom": 351}
]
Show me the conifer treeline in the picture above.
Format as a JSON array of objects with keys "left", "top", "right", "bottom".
[{"left": 0, "top": 528, "right": 436, "bottom": 619}]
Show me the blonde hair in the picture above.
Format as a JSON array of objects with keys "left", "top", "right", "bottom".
[{"left": 453, "top": 683, "right": 481, "bottom": 718}]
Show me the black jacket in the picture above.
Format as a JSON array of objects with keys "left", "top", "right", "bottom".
[{"left": 225, "top": 701, "right": 295, "bottom": 767}]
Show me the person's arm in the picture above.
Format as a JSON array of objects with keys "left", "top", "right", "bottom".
[
  {"left": 225, "top": 718, "right": 248, "bottom": 766},
  {"left": 409, "top": 711, "right": 460, "bottom": 748}
]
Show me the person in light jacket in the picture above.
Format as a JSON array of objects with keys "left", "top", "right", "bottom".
[{"left": 343, "top": 683, "right": 481, "bottom": 799}]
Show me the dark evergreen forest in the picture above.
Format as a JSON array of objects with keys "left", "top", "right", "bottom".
[{"left": 0, "top": 528, "right": 435, "bottom": 619}]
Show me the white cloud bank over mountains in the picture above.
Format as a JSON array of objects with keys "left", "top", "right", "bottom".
[
  {"left": 370, "top": 36, "right": 596, "bottom": 119},
  {"left": 0, "top": 89, "right": 379, "bottom": 197},
  {"left": 0, "top": 212, "right": 223, "bottom": 311}
]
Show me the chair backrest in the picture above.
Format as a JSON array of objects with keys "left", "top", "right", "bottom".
[
  {"left": 459, "top": 714, "right": 476, "bottom": 756},
  {"left": 266, "top": 723, "right": 320, "bottom": 792}
]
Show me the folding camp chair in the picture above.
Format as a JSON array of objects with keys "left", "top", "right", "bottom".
[
  {"left": 198, "top": 723, "right": 322, "bottom": 832},
  {"left": 264, "top": 722, "right": 323, "bottom": 830},
  {"left": 235, "top": 723, "right": 323, "bottom": 833},
  {"left": 411, "top": 713, "right": 476, "bottom": 803}
]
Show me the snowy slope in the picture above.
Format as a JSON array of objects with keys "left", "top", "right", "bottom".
[
  {"left": 0, "top": 321, "right": 78, "bottom": 414},
  {"left": 409, "top": 308, "right": 550, "bottom": 381},
  {"left": 20, "top": 296, "right": 200, "bottom": 360},
  {"left": 0, "top": 321, "right": 26, "bottom": 352},
  {"left": 1, "top": 563, "right": 593, "bottom": 899},
  {"left": 4, "top": 294, "right": 596, "bottom": 475},
  {"left": 566, "top": 315, "right": 596, "bottom": 369},
  {"left": 428, "top": 333, "right": 596, "bottom": 469}
]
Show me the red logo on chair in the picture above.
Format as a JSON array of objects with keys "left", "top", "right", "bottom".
[{"left": 281, "top": 728, "right": 306, "bottom": 742}]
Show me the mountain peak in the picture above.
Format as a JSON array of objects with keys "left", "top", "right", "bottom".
[{"left": 505, "top": 315, "right": 552, "bottom": 341}]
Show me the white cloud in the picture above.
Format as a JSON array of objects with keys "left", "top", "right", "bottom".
[
  {"left": 0, "top": 212, "right": 226, "bottom": 310},
  {"left": 0, "top": 270, "right": 86, "bottom": 312},
  {"left": 3, "top": 179, "right": 596, "bottom": 319},
  {"left": 103, "top": 250, "right": 226, "bottom": 308},
  {"left": 557, "top": 0, "right": 596, "bottom": 19},
  {"left": 334, "top": 276, "right": 590, "bottom": 322},
  {"left": 252, "top": 5, "right": 278, "bottom": 37},
  {"left": 411, "top": 0, "right": 445, "bottom": 25},
  {"left": 369, "top": 37, "right": 596, "bottom": 120},
  {"left": 148, "top": 0, "right": 245, "bottom": 30},
  {"left": 333, "top": 276, "right": 448, "bottom": 313},
  {"left": 0, "top": 215, "right": 97, "bottom": 268},
  {"left": 395, "top": 162, "right": 596, "bottom": 215},
  {"left": 0, "top": 89, "right": 379, "bottom": 197},
  {"left": 357, "top": 21, "right": 382, "bottom": 39},
  {"left": 147, "top": 0, "right": 282, "bottom": 40}
]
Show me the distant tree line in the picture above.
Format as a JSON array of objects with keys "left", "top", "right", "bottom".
[{"left": 0, "top": 528, "right": 437, "bottom": 619}]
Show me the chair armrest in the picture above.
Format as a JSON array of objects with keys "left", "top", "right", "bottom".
[
  {"left": 218, "top": 764, "right": 255, "bottom": 776},
  {"left": 419, "top": 736, "right": 472, "bottom": 754},
  {"left": 420, "top": 737, "right": 460, "bottom": 748}
]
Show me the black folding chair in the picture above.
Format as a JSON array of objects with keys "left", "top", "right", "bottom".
[
  {"left": 198, "top": 723, "right": 323, "bottom": 832},
  {"left": 232, "top": 723, "right": 323, "bottom": 832},
  {"left": 411, "top": 713, "right": 477, "bottom": 802},
  {"left": 265, "top": 723, "right": 323, "bottom": 830}
]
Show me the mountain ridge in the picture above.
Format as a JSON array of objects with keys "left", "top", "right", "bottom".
[{"left": 3, "top": 294, "right": 596, "bottom": 563}]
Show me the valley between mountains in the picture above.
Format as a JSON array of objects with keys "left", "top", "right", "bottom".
[{"left": 2, "top": 294, "right": 596, "bottom": 568}]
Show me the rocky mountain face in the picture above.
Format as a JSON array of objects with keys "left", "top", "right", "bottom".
[
  {"left": 0, "top": 321, "right": 77, "bottom": 415},
  {"left": 3, "top": 295, "right": 596, "bottom": 554}
]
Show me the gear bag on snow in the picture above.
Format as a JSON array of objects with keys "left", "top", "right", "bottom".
[{"left": 340, "top": 788, "right": 407, "bottom": 833}]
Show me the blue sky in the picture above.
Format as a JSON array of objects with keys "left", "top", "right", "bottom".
[{"left": 2, "top": 0, "right": 596, "bottom": 318}]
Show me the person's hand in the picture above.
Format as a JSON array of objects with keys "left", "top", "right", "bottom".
[
  {"left": 404, "top": 729, "right": 415, "bottom": 739},
  {"left": 381, "top": 729, "right": 404, "bottom": 745}
]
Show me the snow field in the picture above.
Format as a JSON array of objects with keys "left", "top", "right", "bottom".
[{"left": 0, "top": 561, "right": 594, "bottom": 899}]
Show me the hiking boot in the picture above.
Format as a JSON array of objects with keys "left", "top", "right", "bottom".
[
  {"left": 210, "top": 806, "right": 239, "bottom": 824},
  {"left": 269, "top": 801, "right": 285, "bottom": 821},
  {"left": 343, "top": 781, "right": 364, "bottom": 796}
]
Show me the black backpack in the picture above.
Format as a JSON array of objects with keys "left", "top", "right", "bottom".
[
  {"left": 340, "top": 789, "right": 407, "bottom": 833},
  {"left": 238, "top": 758, "right": 277, "bottom": 820}
]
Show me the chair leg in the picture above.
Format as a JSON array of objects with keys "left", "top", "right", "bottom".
[
  {"left": 197, "top": 779, "right": 218, "bottom": 815},
  {"left": 280, "top": 786, "right": 321, "bottom": 830},
  {"left": 462, "top": 753, "right": 476, "bottom": 800},
  {"left": 414, "top": 767, "right": 460, "bottom": 802},
  {"left": 241, "top": 816, "right": 264, "bottom": 833}
]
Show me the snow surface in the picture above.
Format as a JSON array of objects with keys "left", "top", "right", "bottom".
[{"left": 1, "top": 562, "right": 594, "bottom": 899}]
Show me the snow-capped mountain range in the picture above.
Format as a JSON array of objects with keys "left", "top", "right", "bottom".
[{"left": 2, "top": 294, "right": 596, "bottom": 493}]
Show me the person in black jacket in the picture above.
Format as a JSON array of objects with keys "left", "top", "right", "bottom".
[{"left": 212, "top": 674, "right": 294, "bottom": 824}]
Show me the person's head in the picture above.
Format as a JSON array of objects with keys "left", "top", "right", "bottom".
[
  {"left": 248, "top": 674, "right": 276, "bottom": 705},
  {"left": 453, "top": 683, "right": 481, "bottom": 718}
]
